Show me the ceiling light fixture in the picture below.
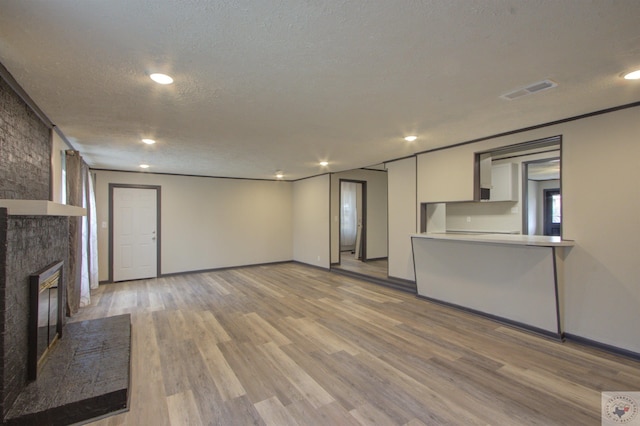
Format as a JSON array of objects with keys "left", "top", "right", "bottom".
[
  {"left": 622, "top": 69, "right": 640, "bottom": 80},
  {"left": 139, "top": 164, "right": 150, "bottom": 169},
  {"left": 149, "top": 73, "right": 174, "bottom": 85},
  {"left": 275, "top": 171, "right": 284, "bottom": 179},
  {"left": 141, "top": 138, "right": 156, "bottom": 145},
  {"left": 404, "top": 135, "right": 417, "bottom": 142},
  {"left": 319, "top": 161, "right": 329, "bottom": 167}
]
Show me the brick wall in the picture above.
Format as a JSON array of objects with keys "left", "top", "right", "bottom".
[
  {"left": 0, "top": 77, "right": 51, "bottom": 200},
  {"left": 0, "top": 73, "right": 69, "bottom": 418},
  {"left": 0, "top": 211, "right": 68, "bottom": 416}
]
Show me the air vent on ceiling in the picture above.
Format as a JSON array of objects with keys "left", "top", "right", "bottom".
[{"left": 500, "top": 79, "right": 558, "bottom": 100}]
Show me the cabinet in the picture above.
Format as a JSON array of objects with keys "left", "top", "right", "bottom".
[{"left": 489, "top": 163, "right": 518, "bottom": 201}]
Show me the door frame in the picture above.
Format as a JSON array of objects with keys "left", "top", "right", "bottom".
[
  {"left": 109, "top": 184, "right": 162, "bottom": 282},
  {"left": 521, "top": 157, "right": 560, "bottom": 235},
  {"left": 338, "top": 179, "right": 367, "bottom": 263}
]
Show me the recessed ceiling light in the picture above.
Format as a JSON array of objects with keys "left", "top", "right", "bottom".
[
  {"left": 149, "top": 73, "right": 174, "bottom": 85},
  {"left": 275, "top": 171, "right": 284, "bottom": 179},
  {"left": 142, "top": 138, "right": 156, "bottom": 145},
  {"left": 139, "top": 164, "right": 150, "bottom": 169},
  {"left": 404, "top": 135, "right": 417, "bottom": 142},
  {"left": 319, "top": 161, "right": 329, "bottom": 167},
  {"left": 623, "top": 69, "right": 640, "bottom": 80}
]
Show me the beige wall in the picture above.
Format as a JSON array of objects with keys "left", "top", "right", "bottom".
[
  {"left": 330, "top": 169, "right": 388, "bottom": 264},
  {"left": 386, "top": 158, "right": 416, "bottom": 281},
  {"left": 407, "top": 105, "right": 640, "bottom": 354},
  {"left": 50, "top": 131, "right": 70, "bottom": 203},
  {"left": 293, "top": 174, "right": 330, "bottom": 268},
  {"left": 93, "top": 170, "right": 293, "bottom": 280},
  {"left": 91, "top": 105, "right": 640, "bottom": 354}
]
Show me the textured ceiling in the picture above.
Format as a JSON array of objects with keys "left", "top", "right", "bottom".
[{"left": 1, "top": 1, "right": 639, "bottom": 180}]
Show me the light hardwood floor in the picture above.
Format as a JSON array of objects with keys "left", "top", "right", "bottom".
[
  {"left": 73, "top": 263, "right": 640, "bottom": 425},
  {"left": 334, "top": 254, "right": 388, "bottom": 281}
]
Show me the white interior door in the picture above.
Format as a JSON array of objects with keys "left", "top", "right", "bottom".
[{"left": 113, "top": 187, "right": 158, "bottom": 282}]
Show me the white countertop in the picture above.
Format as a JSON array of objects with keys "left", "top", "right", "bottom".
[{"left": 412, "top": 232, "right": 575, "bottom": 247}]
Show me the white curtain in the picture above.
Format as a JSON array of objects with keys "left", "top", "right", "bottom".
[
  {"left": 340, "top": 182, "right": 358, "bottom": 250},
  {"left": 79, "top": 166, "right": 99, "bottom": 307}
]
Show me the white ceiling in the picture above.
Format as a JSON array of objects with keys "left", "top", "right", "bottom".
[{"left": 1, "top": 1, "right": 639, "bottom": 180}]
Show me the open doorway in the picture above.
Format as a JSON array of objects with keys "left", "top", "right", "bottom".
[
  {"left": 543, "top": 189, "right": 562, "bottom": 236},
  {"left": 330, "top": 167, "right": 389, "bottom": 283},
  {"left": 523, "top": 158, "right": 560, "bottom": 236},
  {"left": 339, "top": 179, "right": 366, "bottom": 263}
]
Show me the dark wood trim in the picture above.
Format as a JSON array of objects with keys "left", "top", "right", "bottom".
[
  {"left": 109, "top": 184, "right": 162, "bottom": 282},
  {"left": 415, "top": 294, "right": 563, "bottom": 341},
  {"left": 330, "top": 267, "right": 415, "bottom": 294},
  {"left": 551, "top": 247, "right": 563, "bottom": 336},
  {"left": 384, "top": 153, "right": 418, "bottom": 166},
  {"left": 292, "top": 260, "right": 331, "bottom": 272},
  {"left": 291, "top": 172, "right": 330, "bottom": 182},
  {"left": 337, "top": 179, "right": 367, "bottom": 263},
  {"left": 522, "top": 154, "right": 561, "bottom": 235},
  {"left": 563, "top": 333, "right": 640, "bottom": 362},
  {"left": 159, "top": 260, "right": 293, "bottom": 278},
  {"left": 415, "top": 101, "right": 640, "bottom": 156},
  {"left": 93, "top": 168, "right": 284, "bottom": 182},
  {"left": 365, "top": 256, "right": 388, "bottom": 262}
]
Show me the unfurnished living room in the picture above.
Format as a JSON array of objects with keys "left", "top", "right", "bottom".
[{"left": 1, "top": 2, "right": 639, "bottom": 425}]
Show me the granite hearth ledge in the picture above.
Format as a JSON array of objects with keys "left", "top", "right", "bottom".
[
  {"left": 0, "top": 200, "right": 86, "bottom": 216},
  {"left": 413, "top": 232, "right": 574, "bottom": 247}
]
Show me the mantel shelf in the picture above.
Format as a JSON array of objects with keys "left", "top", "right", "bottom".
[{"left": 0, "top": 200, "right": 86, "bottom": 216}]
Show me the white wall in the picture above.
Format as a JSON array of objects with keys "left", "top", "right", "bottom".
[
  {"left": 93, "top": 170, "right": 293, "bottom": 280},
  {"left": 50, "top": 131, "right": 70, "bottom": 203},
  {"left": 293, "top": 174, "right": 330, "bottom": 268},
  {"left": 561, "top": 108, "right": 640, "bottom": 353},
  {"left": 330, "top": 169, "right": 388, "bottom": 263},
  {"left": 386, "top": 158, "right": 416, "bottom": 281},
  {"left": 406, "top": 106, "right": 640, "bottom": 354}
]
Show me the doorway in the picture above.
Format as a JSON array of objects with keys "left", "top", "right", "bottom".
[
  {"left": 523, "top": 158, "right": 560, "bottom": 236},
  {"left": 339, "top": 180, "right": 366, "bottom": 263},
  {"left": 543, "top": 189, "right": 562, "bottom": 236},
  {"left": 110, "top": 185, "right": 161, "bottom": 282}
]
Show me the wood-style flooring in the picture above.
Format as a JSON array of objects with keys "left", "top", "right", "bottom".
[
  {"left": 73, "top": 263, "right": 640, "bottom": 426},
  {"left": 334, "top": 253, "right": 388, "bottom": 281}
]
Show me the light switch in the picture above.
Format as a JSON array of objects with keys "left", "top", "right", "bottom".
[{"left": 101, "top": 221, "right": 107, "bottom": 229}]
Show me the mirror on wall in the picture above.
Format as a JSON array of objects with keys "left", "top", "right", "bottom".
[{"left": 330, "top": 165, "right": 388, "bottom": 281}]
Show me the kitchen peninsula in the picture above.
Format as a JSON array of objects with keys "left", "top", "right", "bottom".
[{"left": 411, "top": 232, "right": 574, "bottom": 338}]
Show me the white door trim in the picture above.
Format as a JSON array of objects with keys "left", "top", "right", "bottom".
[{"left": 109, "top": 184, "right": 161, "bottom": 282}]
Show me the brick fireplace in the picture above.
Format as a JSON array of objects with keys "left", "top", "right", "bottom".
[
  {"left": 1, "top": 61, "right": 130, "bottom": 426},
  {"left": 0, "top": 72, "right": 74, "bottom": 420},
  {"left": 0, "top": 211, "right": 70, "bottom": 417}
]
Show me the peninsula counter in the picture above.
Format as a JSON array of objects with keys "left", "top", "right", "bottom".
[{"left": 411, "top": 233, "right": 574, "bottom": 337}]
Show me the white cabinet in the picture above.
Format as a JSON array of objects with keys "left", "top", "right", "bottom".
[{"left": 490, "top": 163, "right": 518, "bottom": 201}]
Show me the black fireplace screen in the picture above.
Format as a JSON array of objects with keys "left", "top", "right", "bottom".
[{"left": 29, "top": 260, "right": 64, "bottom": 380}]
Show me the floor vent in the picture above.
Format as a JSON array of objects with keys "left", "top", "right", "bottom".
[{"left": 500, "top": 79, "right": 557, "bottom": 100}]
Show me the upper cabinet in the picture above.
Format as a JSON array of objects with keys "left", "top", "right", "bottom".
[{"left": 489, "top": 163, "right": 518, "bottom": 202}]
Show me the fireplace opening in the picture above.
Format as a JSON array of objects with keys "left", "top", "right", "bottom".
[{"left": 28, "top": 260, "right": 64, "bottom": 381}]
